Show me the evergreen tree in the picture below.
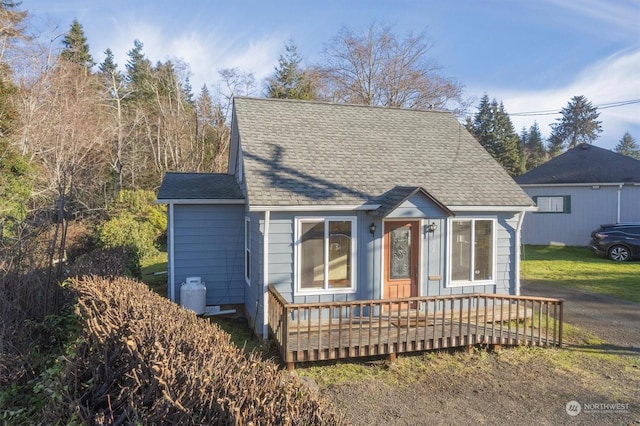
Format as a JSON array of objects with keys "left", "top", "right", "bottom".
[
  {"left": 522, "top": 122, "right": 546, "bottom": 171},
  {"left": 0, "top": 0, "right": 27, "bottom": 62},
  {"left": 98, "top": 48, "right": 118, "bottom": 79},
  {"left": 469, "top": 95, "right": 522, "bottom": 176},
  {"left": 60, "top": 19, "right": 95, "bottom": 70},
  {"left": 125, "top": 39, "right": 153, "bottom": 102},
  {"left": 614, "top": 131, "right": 640, "bottom": 160},
  {"left": 548, "top": 95, "right": 602, "bottom": 152},
  {"left": 0, "top": 64, "right": 17, "bottom": 138},
  {"left": 265, "top": 40, "right": 317, "bottom": 100},
  {"left": 546, "top": 132, "right": 564, "bottom": 158},
  {"left": 98, "top": 48, "right": 124, "bottom": 94}
]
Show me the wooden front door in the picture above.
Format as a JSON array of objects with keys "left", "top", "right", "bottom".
[{"left": 384, "top": 221, "right": 420, "bottom": 301}]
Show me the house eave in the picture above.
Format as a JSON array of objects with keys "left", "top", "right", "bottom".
[
  {"left": 450, "top": 205, "right": 537, "bottom": 213},
  {"left": 518, "top": 182, "right": 638, "bottom": 187},
  {"left": 248, "top": 204, "right": 381, "bottom": 212},
  {"left": 156, "top": 198, "right": 246, "bottom": 205}
]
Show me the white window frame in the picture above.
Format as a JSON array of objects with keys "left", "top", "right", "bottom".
[
  {"left": 535, "top": 196, "right": 566, "bottom": 213},
  {"left": 245, "top": 216, "right": 251, "bottom": 285},
  {"left": 294, "top": 216, "right": 357, "bottom": 295},
  {"left": 447, "top": 218, "right": 497, "bottom": 287}
]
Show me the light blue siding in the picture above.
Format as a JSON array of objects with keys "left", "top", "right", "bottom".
[
  {"left": 172, "top": 204, "right": 245, "bottom": 306},
  {"left": 386, "top": 194, "right": 449, "bottom": 218},
  {"left": 265, "top": 206, "right": 520, "bottom": 306},
  {"left": 243, "top": 211, "right": 264, "bottom": 335},
  {"left": 521, "top": 185, "right": 640, "bottom": 246}
]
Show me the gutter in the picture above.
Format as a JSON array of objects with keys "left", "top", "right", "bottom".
[
  {"left": 515, "top": 210, "right": 526, "bottom": 296},
  {"left": 262, "top": 210, "right": 271, "bottom": 339},
  {"left": 168, "top": 203, "right": 176, "bottom": 301},
  {"left": 617, "top": 184, "right": 623, "bottom": 223}
]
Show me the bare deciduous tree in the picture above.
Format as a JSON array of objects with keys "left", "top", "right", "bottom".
[{"left": 319, "top": 22, "right": 465, "bottom": 113}]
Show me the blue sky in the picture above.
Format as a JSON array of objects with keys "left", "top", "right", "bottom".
[{"left": 25, "top": 0, "right": 640, "bottom": 150}]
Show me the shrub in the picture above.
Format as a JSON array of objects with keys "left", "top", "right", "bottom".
[
  {"left": 95, "top": 190, "right": 167, "bottom": 262},
  {"left": 45, "top": 276, "right": 347, "bottom": 425},
  {"left": 68, "top": 246, "right": 141, "bottom": 279}
]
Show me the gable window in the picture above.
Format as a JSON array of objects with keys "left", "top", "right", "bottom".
[
  {"left": 245, "top": 217, "right": 251, "bottom": 284},
  {"left": 533, "top": 196, "right": 571, "bottom": 213},
  {"left": 449, "top": 219, "right": 495, "bottom": 285},
  {"left": 296, "top": 217, "right": 356, "bottom": 293}
]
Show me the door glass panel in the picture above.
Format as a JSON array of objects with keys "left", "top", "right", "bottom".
[
  {"left": 390, "top": 226, "right": 411, "bottom": 279},
  {"left": 300, "top": 222, "right": 324, "bottom": 289}
]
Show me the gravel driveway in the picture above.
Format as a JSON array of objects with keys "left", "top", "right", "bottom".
[
  {"left": 316, "top": 281, "right": 640, "bottom": 425},
  {"left": 522, "top": 281, "right": 640, "bottom": 350}
]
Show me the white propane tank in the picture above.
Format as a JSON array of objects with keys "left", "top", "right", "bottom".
[{"left": 180, "top": 276, "right": 206, "bottom": 315}]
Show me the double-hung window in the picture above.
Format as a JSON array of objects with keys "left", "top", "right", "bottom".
[
  {"left": 449, "top": 218, "right": 495, "bottom": 285},
  {"left": 296, "top": 217, "right": 356, "bottom": 294}
]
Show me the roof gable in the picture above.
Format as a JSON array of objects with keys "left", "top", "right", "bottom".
[
  {"left": 233, "top": 97, "right": 533, "bottom": 208},
  {"left": 515, "top": 144, "right": 640, "bottom": 185},
  {"left": 372, "top": 186, "right": 453, "bottom": 217}
]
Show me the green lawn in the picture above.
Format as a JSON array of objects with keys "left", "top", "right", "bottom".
[
  {"left": 521, "top": 245, "right": 640, "bottom": 303},
  {"left": 141, "top": 252, "right": 168, "bottom": 297}
]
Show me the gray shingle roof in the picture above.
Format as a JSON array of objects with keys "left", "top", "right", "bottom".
[
  {"left": 157, "top": 172, "right": 243, "bottom": 200},
  {"left": 515, "top": 144, "right": 640, "bottom": 185},
  {"left": 233, "top": 97, "right": 533, "bottom": 208}
]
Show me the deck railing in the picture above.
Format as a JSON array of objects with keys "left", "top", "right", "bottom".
[{"left": 268, "top": 285, "right": 563, "bottom": 369}]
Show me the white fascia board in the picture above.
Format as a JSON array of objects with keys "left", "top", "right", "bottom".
[
  {"left": 518, "top": 182, "right": 633, "bottom": 188},
  {"left": 248, "top": 204, "right": 380, "bottom": 212},
  {"left": 156, "top": 199, "right": 245, "bottom": 205},
  {"left": 450, "top": 205, "right": 537, "bottom": 213}
]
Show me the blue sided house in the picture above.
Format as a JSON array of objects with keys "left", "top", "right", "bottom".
[{"left": 157, "top": 97, "right": 535, "bottom": 341}]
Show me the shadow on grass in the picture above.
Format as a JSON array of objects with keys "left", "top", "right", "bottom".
[{"left": 563, "top": 343, "right": 640, "bottom": 357}]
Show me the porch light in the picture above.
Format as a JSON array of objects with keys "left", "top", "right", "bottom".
[
  {"left": 369, "top": 223, "right": 377, "bottom": 235},
  {"left": 426, "top": 222, "right": 437, "bottom": 233}
]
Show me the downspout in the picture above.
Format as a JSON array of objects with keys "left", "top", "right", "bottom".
[
  {"left": 515, "top": 210, "right": 526, "bottom": 296},
  {"left": 616, "top": 184, "right": 623, "bottom": 223},
  {"left": 168, "top": 203, "right": 176, "bottom": 301},
  {"left": 262, "top": 210, "right": 271, "bottom": 340}
]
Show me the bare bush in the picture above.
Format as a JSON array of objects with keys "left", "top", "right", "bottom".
[{"left": 50, "top": 276, "right": 347, "bottom": 425}]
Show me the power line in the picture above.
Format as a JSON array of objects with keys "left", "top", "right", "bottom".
[{"left": 508, "top": 99, "right": 640, "bottom": 117}]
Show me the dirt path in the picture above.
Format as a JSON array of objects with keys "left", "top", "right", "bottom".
[{"left": 315, "top": 282, "right": 640, "bottom": 425}]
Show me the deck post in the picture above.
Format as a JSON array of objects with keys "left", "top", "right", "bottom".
[
  {"left": 388, "top": 352, "right": 396, "bottom": 363},
  {"left": 558, "top": 301, "right": 564, "bottom": 347},
  {"left": 286, "top": 362, "right": 295, "bottom": 371}
]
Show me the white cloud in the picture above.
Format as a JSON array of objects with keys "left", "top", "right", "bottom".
[
  {"left": 474, "top": 47, "right": 640, "bottom": 149},
  {"left": 543, "top": 0, "right": 640, "bottom": 41},
  {"left": 92, "top": 17, "right": 282, "bottom": 94}
]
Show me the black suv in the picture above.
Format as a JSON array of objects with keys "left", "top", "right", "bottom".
[{"left": 589, "top": 223, "right": 640, "bottom": 261}]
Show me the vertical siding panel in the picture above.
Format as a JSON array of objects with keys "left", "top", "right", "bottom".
[{"left": 172, "top": 204, "right": 245, "bottom": 306}]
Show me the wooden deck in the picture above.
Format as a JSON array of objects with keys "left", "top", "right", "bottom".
[{"left": 268, "top": 286, "right": 564, "bottom": 369}]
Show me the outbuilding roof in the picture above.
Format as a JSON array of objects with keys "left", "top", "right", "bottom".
[
  {"left": 515, "top": 144, "right": 640, "bottom": 185},
  {"left": 233, "top": 97, "right": 532, "bottom": 209},
  {"left": 157, "top": 172, "right": 244, "bottom": 200}
]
